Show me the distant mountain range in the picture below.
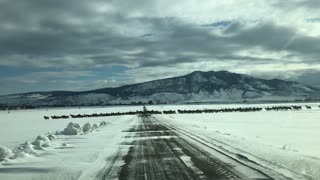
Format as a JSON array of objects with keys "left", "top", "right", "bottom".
[{"left": 1, "top": 71, "right": 319, "bottom": 107}]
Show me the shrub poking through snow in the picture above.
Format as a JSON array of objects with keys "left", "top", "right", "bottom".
[
  {"left": 92, "top": 124, "right": 98, "bottom": 130},
  {"left": 62, "top": 122, "right": 82, "bottom": 135},
  {"left": 82, "top": 122, "right": 92, "bottom": 133},
  {"left": 47, "top": 133, "right": 55, "bottom": 140},
  {"left": 32, "top": 135, "right": 51, "bottom": 150},
  {"left": 0, "top": 146, "right": 14, "bottom": 161},
  {"left": 23, "top": 141, "right": 37, "bottom": 154},
  {"left": 32, "top": 140, "right": 45, "bottom": 150},
  {"left": 73, "top": 123, "right": 81, "bottom": 130},
  {"left": 35, "top": 135, "right": 51, "bottom": 147},
  {"left": 100, "top": 121, "right": 107, "bottom": 126}
]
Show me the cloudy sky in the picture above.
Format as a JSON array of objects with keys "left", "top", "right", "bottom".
[{"left": 1, "top": 0, "right": 320, "bottom": 95}]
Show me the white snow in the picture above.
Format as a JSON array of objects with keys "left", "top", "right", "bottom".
[
  {"left": 62, "top": 122, "right": 83, "bottom": 135},
  {"left": 26, "top": 94, "right": 50, "bottom": 99},
  {"left": 0, "top": 146, "right": 13, "bottom": 161},
  {"left": 291, "top": 83, "right": 314, "bottom": 92},
  {"left": 0, "top": 103, "right": 320, "bottom": 179},
  {"left": 153, "top": 103, "right": 320, "bottom": 180},
  {"left": 34, "top": 135, "right": 51, "bottom": 147},
  {"left": 21, "top": 141, "right": 37, "bottom": 154},
  {"left": 0, "top": 106, "right": 139, "bottom": 149},
  {"left": 0, "top": 110, "right": 138, "bottom": 180},
  {"left": 31, "top": 135, "right": 51, "bottom": 150}
]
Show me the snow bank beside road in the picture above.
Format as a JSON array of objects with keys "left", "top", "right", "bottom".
[
  {"left": 62, "top": 122, "right": 82, "bottom": 135},
  {"left": 0, "top": 115, "right": 136, "bottom": 180},
  {"left": 156, "top": 107, "right": 320, "bottom": 180},
  {"left": 0, "top": 106, "right": 140, "bottom": 149},
  {"left": 0, "top": 120, "right": 111, "bottom": 162},
  {"left": 0, "top": 146, "right": 13, "bottom": 161}
]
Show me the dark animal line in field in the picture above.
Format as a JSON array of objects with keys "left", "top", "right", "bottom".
[{"left": 44, "top": 105, "right": 316, "bottom": 120}]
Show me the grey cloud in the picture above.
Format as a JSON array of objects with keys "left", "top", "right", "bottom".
[
  {"left": 223, "top": 22, "right": 243, "bottom": 34},
  {"left": 225, "top": 22, "right": 320, "bottom": 62},
  {"left": 1, "top": 0, "right": 320, "bottom": 94},
  {"left": 203, "top": 21, "right": 233, "bottom": 28},
  {"left": 250, "top": 69, "right": 320, "bottom": 88},
  {"left": 273, "top": 0, "right": 320, "bottom": 10},
  {"left": 6, "top": 71, "right": 94, "bottom": 83},
  {"left": 1, "top": 0, "right": 319, "bottom": 69},
  {"left": 293, "top": 70, "right": 320, "bottom": 88},
  {"left": 306, "top": 17, "right": 320, "bottom": 23},
  {"left": 228, "top": 23, "right": 296, "bottom": 50}
]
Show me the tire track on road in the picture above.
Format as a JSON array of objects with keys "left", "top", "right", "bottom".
[
  {"left": 117, "top": 116, "right": 245, "bottom": 180},
  {"left": 99, "top": 115, "right": 274, "bottom": 180}
]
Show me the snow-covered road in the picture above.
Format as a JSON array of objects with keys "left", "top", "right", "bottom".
[{"left": 98, "top": 115, "right": 274, "bottom": 180}]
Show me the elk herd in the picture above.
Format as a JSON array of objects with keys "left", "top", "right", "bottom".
[{"left": 44, "top": 104, "right": 319, "bottom": 120}]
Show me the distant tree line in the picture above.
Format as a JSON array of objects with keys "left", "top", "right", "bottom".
[
  {"left": 0, "top": 104, "right": 37, "bottom": 110},
  {"left": 0, "top": 100, "right": 167, "bottom": 111}
]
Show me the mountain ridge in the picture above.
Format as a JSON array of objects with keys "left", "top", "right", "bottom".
[{"left": 1, "top": 70, "right": 319, "bottom": 107}]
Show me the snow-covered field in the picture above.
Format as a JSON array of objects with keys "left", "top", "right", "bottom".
[
  {"left": 0, "top": 103, "right": 320, "bottom": 180},
  {"left": 0, "top": 106, "right": 140, "bottom": 149},
  {"left": 152, "top": 103, "right": 320, "bottom": 179}
]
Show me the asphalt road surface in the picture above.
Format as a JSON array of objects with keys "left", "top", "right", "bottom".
[{"left": 98, "top": 115, "right": 274, "bottom": 180}]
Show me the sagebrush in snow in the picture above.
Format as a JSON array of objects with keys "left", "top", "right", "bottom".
[
  {"left": 0, "top": 146, "right": 13, "bottom": 161},
  {"left": 62, "top": 122, "right": 82, "bottom": 135},
  {"left": 100, "top": 121, "right": 107, "bottom": 126},
  {"left": 34, "top": 135, "right": 51, "bottom": 147},
  {"left": 23, "top": 141, "right": 37, "bottom": 154},
  {"left": 73, "top": 123, "right": 82, "bottom": 130},
  {"left": 47, "top": 133, "right": 55, "bottom": 140},
  {"left": 32, "top": 140, "right": 45, "bottom": 150},
  {"left": 31, "top": 135, "right": 51, "bottom": 150},
  {"left": 92, "top": 124, "right": 98, "bottom": 130},
  {"left": 83, "top": 122, "right": 92, "bottom": 133}
]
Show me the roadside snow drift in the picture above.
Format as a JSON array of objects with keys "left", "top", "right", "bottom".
[
  {"left": 0, "top": 146, "right": 13, "bottom": 161},
  {"left": 62, "top": 122, "right": 82, "bottom": 135}
]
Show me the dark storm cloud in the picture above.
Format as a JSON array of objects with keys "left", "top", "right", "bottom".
[
  {"left": 1, "top": 0, "right": 319, "bottom": 69},
  {"left": 1, "top": 0, "right": 320, "bottom": 95},
  {"left": 294, "top": 70, "right": 320, "bottom": 88},
  {"left": 222, "top": 22, "right": 244, "bottom": 34},
  {"left": 202, "top": 21, "right": 233, "bottom": 28},
  {"left": 141, "top": 34, "right": 153, "bottom": 37},
  {"left": 251, "top": 69, "right": 320, "bottom": 89},
  {"left": 226, "top": 22, "right": 320, "bottom": 59}
]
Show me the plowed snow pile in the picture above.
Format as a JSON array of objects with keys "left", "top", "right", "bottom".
[{"left": 0, "top": 111, "right": 137, "bottom": 180}]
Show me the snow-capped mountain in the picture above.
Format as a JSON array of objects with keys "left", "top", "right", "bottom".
[{"left": 1, "top": 71, "right": 319, "bottom": 107}]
